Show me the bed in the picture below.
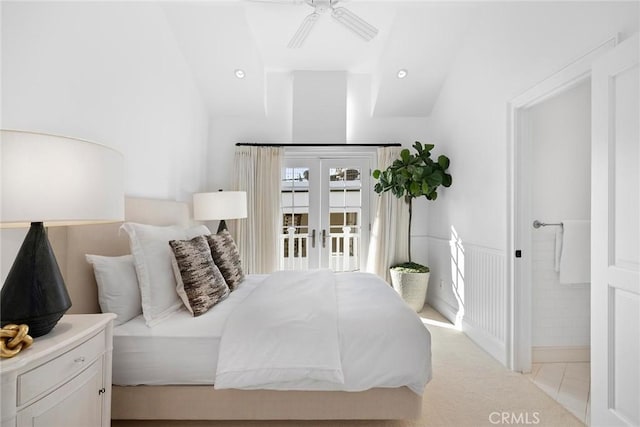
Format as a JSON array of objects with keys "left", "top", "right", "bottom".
[{"left": 56, "top": 197, "right": 431, "bottom": 420}]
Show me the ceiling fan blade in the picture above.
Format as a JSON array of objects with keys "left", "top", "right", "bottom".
[
  {"left": 331, "top": 7, "right": 378, "bottom": 42},
  {"left": 288, "top": 12, "right": 320, "bottom": 48},
  {"left": 246, "top": 0, "right": 306, "bottom": 4}
]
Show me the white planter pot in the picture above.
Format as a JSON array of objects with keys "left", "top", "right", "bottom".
[{"left": 389, "top": 270, "right": 430, "bottom": 312}]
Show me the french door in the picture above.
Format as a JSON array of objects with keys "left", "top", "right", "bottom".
[{"left": 280, "top": 156, "right": 370, "bottom": 272}]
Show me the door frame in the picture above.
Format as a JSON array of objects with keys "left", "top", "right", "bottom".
[
  {"left": 283, "top": 146, "right": 377, "bottom": 271},
  {"left": 506, "top": 35, "right": 618, "bottom": 372}
]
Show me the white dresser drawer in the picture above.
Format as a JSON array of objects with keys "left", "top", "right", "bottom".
[{"left": 17, "top": 330, "right": 105, "bottom": 405}]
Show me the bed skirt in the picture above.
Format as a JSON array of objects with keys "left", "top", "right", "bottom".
[{"left": 111, "top": 385, "right": 422, "bottom": 420}]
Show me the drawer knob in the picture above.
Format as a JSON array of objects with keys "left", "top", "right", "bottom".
[{"left": 74, "top": 356, "right": 86, "bottom": 363}]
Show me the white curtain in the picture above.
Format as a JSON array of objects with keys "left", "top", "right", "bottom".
[
  {"left": 366, "top": 147, "right": 410, "bottom": 283},
  {"left": 231, "top": 146, "right": 283, "bottom": 274}
]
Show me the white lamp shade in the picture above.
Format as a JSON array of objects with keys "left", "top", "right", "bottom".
[
  {"left": 193, "top": 191, "right": 247, "bottom": 221},
  {"left": 1, "top": 130, "right": 125, "bottom": 227}
]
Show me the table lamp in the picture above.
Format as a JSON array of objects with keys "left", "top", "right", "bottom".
[
  {"left": 193, "top": 190, "right": 247, "bottom": 233},
  {"left": 1, "top": 130, "right": 124, "bottom": 337}
]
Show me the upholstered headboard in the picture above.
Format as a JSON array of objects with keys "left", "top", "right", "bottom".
[{"left": 51, "top": 197, "right": 191, "bottom": 314}]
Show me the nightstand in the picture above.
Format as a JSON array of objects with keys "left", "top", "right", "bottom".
[{"left": 0, "top": 314, "right": 116, "bottom": 427}]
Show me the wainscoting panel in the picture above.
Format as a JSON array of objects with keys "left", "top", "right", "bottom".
[
  {"left": 426, "top": 236, "right": 507, "bottom": 365},
  {"left": 466, "top": 245, "right": 507, "bottom": 342},
  {"left": 531, "top": 229, "right": 590, "bottom": 348}
]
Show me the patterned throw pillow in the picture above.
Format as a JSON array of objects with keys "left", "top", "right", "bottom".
[
  {"left": 206, "top": 230, "right": 244, "bottom": 291},
  {"left": 169, "top": 235, "right": 229, "bottom": 316}
]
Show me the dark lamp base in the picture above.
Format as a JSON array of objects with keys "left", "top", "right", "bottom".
[{"left": 1, "top": 222, "right": 72, "bottom": 338}]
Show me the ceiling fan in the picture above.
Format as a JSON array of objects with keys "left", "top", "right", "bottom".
[{"left": 250, "top": 0, "right": 379, "bottom": 48}]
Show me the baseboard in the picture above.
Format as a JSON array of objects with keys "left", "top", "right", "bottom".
[
  {"left": 532, "top": 346, "right": 590, "bottom": 363},
  {"left": 429, "top": 294, "right": 508, "bottom": 366},
  {"left": 428, "top": 294, "right": 459, "bottom": 326},
  {"left": 462, "top": 318, "right": 507, "bottom": 366}
]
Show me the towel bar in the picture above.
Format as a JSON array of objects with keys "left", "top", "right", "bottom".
[{"left": 533, "top": 220, "right": 563, "bottom": 228}]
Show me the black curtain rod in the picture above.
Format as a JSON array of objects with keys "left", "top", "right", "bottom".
[{"left": 235, "top": 142, "right": 401, "bottom": 147}]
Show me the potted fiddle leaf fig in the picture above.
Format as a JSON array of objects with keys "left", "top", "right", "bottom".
[{"left": 372, "top": 141, "right": 452, "bottom": 311}]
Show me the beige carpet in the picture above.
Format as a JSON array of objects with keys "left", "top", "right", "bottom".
[{"left": 113, "top": 307, "right": 583, "bottom": 427}]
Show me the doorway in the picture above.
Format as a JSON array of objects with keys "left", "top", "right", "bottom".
[
  {"left": 508, "top": 35, "right": 619, "bottom": 425},
  {"left": 525, "top": 79, "right": 591, "bottom": 424},
  {"left": 509, "top": 36, "right": 617, "bottom": 374},
  {"left": 508, "top": 34, "right": 640, "bottom": 426},
  {"left": 528, "top": 81, "right": 591, "bottom": 362},
  {"left": 279, "top": 152, "right": 372, "bottom": 272}
]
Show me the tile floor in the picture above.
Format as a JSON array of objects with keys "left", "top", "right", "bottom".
[{"left": 525, "top": 362, "right": 590, "bottom": 425}]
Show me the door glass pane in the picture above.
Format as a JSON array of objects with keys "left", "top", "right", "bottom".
[
  {"left": 281, "top": 167, "right": 309, "bottom": 270},
  {"left": 328, "top": 167, "right": 362, "bottom": 272}
]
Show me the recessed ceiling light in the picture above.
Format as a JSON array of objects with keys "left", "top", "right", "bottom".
[
  {"left": 397, "top": 69, "right": 408, "bottom": 79},
  {"left": 234, "top": 69, "right": 246, "bottom": 79}
]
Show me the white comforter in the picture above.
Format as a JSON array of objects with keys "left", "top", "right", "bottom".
[{"left": 214, "top": 270, "right": 432, "bottom": 395}]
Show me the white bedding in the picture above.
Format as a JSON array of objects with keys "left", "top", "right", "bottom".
[
  {"left": 215, "top": 269, "right": 344, "bottom": 389},
  {"left": 112, "top": 274, "right": 267, "bottom": 385},
  {"left": 113, "top": 271, "right": 432, "bottom": 395}
]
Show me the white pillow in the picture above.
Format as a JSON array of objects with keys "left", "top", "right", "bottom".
[
  {"left": 85, "top": 254, "right": 141, "bottom": 326},
  {"left": 120, "top": 223, "right": 210, "bottom": 327}
]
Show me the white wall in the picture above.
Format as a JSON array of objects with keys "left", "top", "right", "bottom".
[
  {"left": 347, "top": 73, "right": 433, "bottom": 145},
  {"left": 292, "top": 71, "right": 347, "bottom": 143},
  {"left": 424, "top": 2, "right": 638, "bottom": 363},
  {"left": 1, "top": 2, "right": 208, "bottom": 282},
  {"left": 2, "top": 1, "right": 208, "bottom": 201},
  {"left": 206, "top": 72, "right": 431, "bottom": 192},
  {"left": 530, "top": 81, "right": 591, "bottom": 349},
  {"left": 206, "top": 72, "right": 293, "bottom": 192}
]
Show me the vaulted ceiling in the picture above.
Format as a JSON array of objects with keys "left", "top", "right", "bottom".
[{"left": 161, "top": 1, "right": 479, "bottom": 118}]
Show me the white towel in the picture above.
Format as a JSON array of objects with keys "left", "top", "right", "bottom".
[
  {"left": 554, "top": 228, "right": 563, "bottom": 273},
  {"left": 559, "top": 220, "right": 591, "bottom": 284}
]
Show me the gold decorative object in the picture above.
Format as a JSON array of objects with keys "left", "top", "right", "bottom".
[{"left": 0, "top": 324, "right": 33, "bottom": 358}]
